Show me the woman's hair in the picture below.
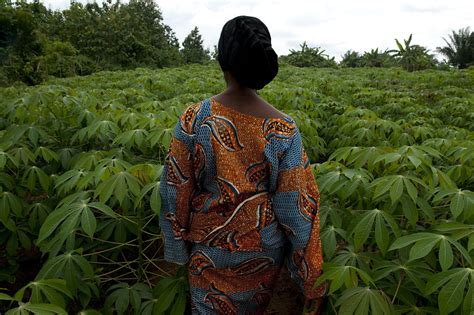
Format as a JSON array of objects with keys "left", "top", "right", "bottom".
[{"left": 217, "top": 16, "right": 278, "bottom": 90}]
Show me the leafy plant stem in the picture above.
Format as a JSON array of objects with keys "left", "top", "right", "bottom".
[
  {"left": 391, "top": 273, "right": 404, "bottom": 304},
  {"left": 137, "top": 205, "right": 144, "bottom": 282},
  {"left": 82, "top": 238, "right": 139, "bottom": 257}
]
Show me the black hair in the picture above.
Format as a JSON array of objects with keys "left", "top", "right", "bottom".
[{"left": 217, "top": 16, "right": 278, "bottom": 90}]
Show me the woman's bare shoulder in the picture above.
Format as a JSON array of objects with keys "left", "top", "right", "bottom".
[{"left": 256, "top": 98, "right": 290, "bottom": 120}]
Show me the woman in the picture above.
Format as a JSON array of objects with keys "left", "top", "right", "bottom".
[{"left": 159, "top": 15, "right": 327, "bottom": 314}]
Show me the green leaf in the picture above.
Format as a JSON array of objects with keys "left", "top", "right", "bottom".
[
  {"left": 89, "top": 202, "right": 117, "bottom": 218},
  {"left": 150, "top": 182, "right": 161, "bottom": 215},
  {"left": 0, "top": 292, "right": 14, "bottom": 301},
  {"left": 355, "top": 292, "right": 370, "bottom": 315},
  {"left": 35, "top": 146, "right": 59, "bottom": 163},
  {"left": 468, "top": 234, "right": 474, "bottom": 252},
  {"left": 449, "top": 238, "right": 473, "bottom": 265},
  {"left": 403, "top": 177, "right": 417, "bottom": 203},
  {"left": 115, "top": 289, "right": 130, "bottom": 314},
  {"left": 95, "top": 171, "right": 140, "bottom": 206},
  {"left": 407, "top": 154, "right": 422, "bottom": 168},
  {"left": 438, "top": 238, "right": 453, "bottom": 271},
  {"left": 37, "top": 279, "right": 73, "bottom": 299},
  {"left": 37, "top": 206, "right": 77, "bottom": 244},
  {"left": 153, "top": 282, "right": 178, "bottom": 314},
  {"left": 71, "top": 253, "right": 94, "bottom": 277},
  {"left": 389, "top": 232, "right": 434, "bottom": 251},
  {"left": 23, "top": 302, "right": 68, "bottom": 314},
  {"left": 314, "top": 265, "right": 373, "bottom": 294},
  {"left": 375, "top": 214, "right": 389, "bottom": 254},
  {"left": 320, "top": 226, "right": 337, "bottom": 258},
  {"left": 408, "top": 236, "right": 440, "bottom": 261},
  {"left": 37, "top": 286, "right": 66, "bottom": 309},
  {"left": 35, "top": 255, "right": 67, "bottom": 280},
  {"left": 390, "top": 176, "right": 404, "bottom": 204},
  {"left": 463, "top": 280, "right": 474, "bottom": 315},
  {"left": 425, "top": 268, "right": 465, "bottom": 295},
  {"left": 336, "top": 287, "right": 392, "bottom": 315},
  {"left": 372, "top": 176, "right": 396, "bottom": 200},
  {"left": 379, "top": 211, "right": 400, "bottom": 238},
  {"left": 438, "top": 270, "right": 469, "bottom": 314},
  {"left": 130, "top": 288, "right": 142, "bottom": 311},
  {"left": 450, "top": 192, "right": 464, "bottom": 219},
  {"left": 416, "top": 197, "right": 435, "bottom": 220},
  {"left": 135, "top": 182, "right": 161, "bottom": 214},
  {"left": 0, "top": 192, "right": 23, "bottom": 221},
  {"left": 353, "top": 210, "right": 377, "bottom": 251},
  {"left": 80, "top": 207, "right": 96, "bottom": 238},
  {"left": 76, "top": 310, "right": 102, "bottom": 315},
  {"left": 13, "top": 286, "right": 26, "bottom": 302},
  {"left": 169, "top": 291, "right": 186, "bottom": 315},
  {"left": 400, "top": 196, "right": 418, "bottom": 226}
]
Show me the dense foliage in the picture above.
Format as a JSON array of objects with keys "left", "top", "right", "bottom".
[
  {"left": 279, "top": 42, "right": 337, "bottom": 68},
  {"left": 181, "top": 27, "right": 210, "bottom": 64},
  {"left": 390, "top": 35, "right": 437, "bottom": 72},
  {"left": 339, "top": 48, "right": 398, "bottom": 69},
  {"left": 339, "top": 36, "right": 439, "bottom": 71},
  {"left": 0, "top": 0, "right": 187, "bottom": 85},
  {"left": 0, "top": 63, "right": 473, "bottom": 314},
  {"left": 437, "top": 27, "right": 474, "bottom": 69},
  {"left": 1, "top": 0, "right": 472, "bottom": 86}
]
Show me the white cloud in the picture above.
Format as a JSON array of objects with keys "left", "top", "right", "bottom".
[{"left": 41, "top": 0, "right": 474, "bottom": 60}]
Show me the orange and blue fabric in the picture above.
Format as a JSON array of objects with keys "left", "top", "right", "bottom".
[{"left": 159, "top": 97, "right": 327, "bottom": 314}]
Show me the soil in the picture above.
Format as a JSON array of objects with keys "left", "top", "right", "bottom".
[
  {"left": 0, "top": 245, "right": 43, "bottom": 294},
  {"left": 266, "top": 267, "right": 305, "bottom": 314}
]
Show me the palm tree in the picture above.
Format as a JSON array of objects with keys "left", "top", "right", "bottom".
[
  {"left": 361, "top": 48, "right": 396, "bottom": 68},
  {"left": 391, "top": 34, "right": 436, "bottom": 71},
  {"left": 340, "top": 50, "right": 362, "bottom": 68},
  {"left": 436, "top": 27, "right": 474, "bottom": 69},
  {"left": 280, "top": 41, "right": 336, "bottom": 68}
]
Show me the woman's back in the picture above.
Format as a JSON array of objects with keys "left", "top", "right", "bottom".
[
  {"left": 159, "top": 15, "right": 326, "bottom": 315},
  {"left": 180, "top": 97, "right": 297, "bottom": 251},
  {"left": 160, "top": 97, "right": 326, "bottom": 314}
]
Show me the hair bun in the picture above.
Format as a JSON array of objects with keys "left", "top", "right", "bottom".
[{"left": 218, "top": 16, "right": 278, "bottom": 90}]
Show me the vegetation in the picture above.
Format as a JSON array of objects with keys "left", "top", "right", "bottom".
[
  {"left": 437, "top": 27, "right": 474, "bottom": 69},
  {"left": 390, "top": 34, "right": 437, "bottom": 71},
  {"left": 339, "top": 49, "right": 398, "bottom": 69},
  {"left": 279, "top": 41, "right": 337, "bottom": 68},
  {"left": 0, "top": 63, "right": 473, "bottom": 314},
  {"left": 181, "top": 26, "right": 210, "bottom": 64},
  {"left": 0, "top": 0, "right": 183, "bottom": 85},
  {"left": 340, "top": 50, "right": 363, "bottom": 68},
  {"left": 1, "top": 0, "right": 472, "bottom": 85},
  {"left": 340, "top": 40, "right": 439, "bottom": 71}
]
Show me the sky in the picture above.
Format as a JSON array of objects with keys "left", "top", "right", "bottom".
[{"left": 42, "top": 0, "right": 473, "bottom": 61}]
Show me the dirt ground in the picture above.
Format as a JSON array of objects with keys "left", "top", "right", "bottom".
[{"left": 266, "top": 267, "right": 305, "bottom": 314}]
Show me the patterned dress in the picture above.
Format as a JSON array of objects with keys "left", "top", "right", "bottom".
[{"left": 159, "top": 97, "right": 326, "bottom": 314}]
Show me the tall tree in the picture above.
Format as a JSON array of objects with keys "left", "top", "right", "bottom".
[
  {"left": 0, "top": 0, "right": 46, "bottom": 84},
  {"left": 0, "top": 0, "right": 184, "bottom": 85},
  {"left": 59, "top": 0, "right": 181, "bottom": 69},
  {"left": 437, "top": 27, "right": 474, "bottom": 69},
  {"left": 181, "top": 26, "right": 210, "bottom": 64}
]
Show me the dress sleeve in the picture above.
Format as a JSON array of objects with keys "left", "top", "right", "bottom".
[
  {"left": 159, "top": 109, "right": 196, "bottom": 265},
  {"left": 272, "top": 128, "right": 328, "bottom": 306}
]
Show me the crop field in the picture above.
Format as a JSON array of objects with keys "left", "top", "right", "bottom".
[{"left": 0, "top": 63, "right": 473, "bottom": 314}]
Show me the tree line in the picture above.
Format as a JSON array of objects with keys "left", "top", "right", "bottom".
[
  {"left": 0, "top": 0, "right": 210, "bottom": 85},
  {"left": 282, "top": 31, "right": 474, "bottom": 71},
  {"left": 1, "top": 0, "right": 473, "bottom": 86}
]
